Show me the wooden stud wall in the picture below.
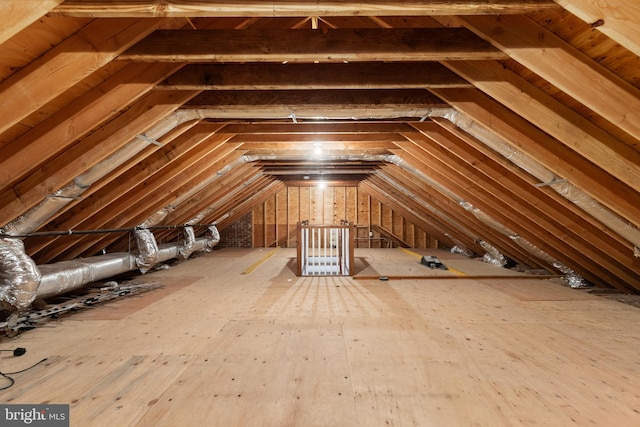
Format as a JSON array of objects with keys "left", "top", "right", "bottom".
[{"left": 251, "top": 186, "right": 441, "bottom": 249}]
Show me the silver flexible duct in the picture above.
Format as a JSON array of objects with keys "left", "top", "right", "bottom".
[
  {"left": 37, "top": 253, "right": 136, "bottom": 300},
  {"left": 134, "top": 228, "right": 159, "bottom": 274},
  {"left": 0, "top": 238, "right": 41, "bottom": 311},
  {"left": 179, "top": 226, "right": 196, "bottom": 259},
  {"left": 206, "top": 226, "right": 221, "bottom": 251},
  {"left": 0, "top": 112, "right": 224, "bottom": 312},
  {"left": 459, "top": 200, "right": 586, "bottom": 285},
  {"left": 134, "top": 207, "right": 174, "bottom": 273},
  {"left": 448, "top": 236, "right": 476, "bottom": 258},
  {"left": 430, "top": 108, "right": 640, "bottom": 257},
  {"left": 0, "top": 111, "right": 202, "bottom": 239},
  {"left": 477, "top": 240, "right": 507, "bottom": 267}
]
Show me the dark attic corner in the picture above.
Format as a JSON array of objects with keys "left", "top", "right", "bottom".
[{"left": 0, "top": 1, "right": 639, "bottom": 425}]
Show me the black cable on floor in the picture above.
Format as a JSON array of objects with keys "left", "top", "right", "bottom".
[{"left": 0, "top": 357, "right": 48, "bottom": 391}]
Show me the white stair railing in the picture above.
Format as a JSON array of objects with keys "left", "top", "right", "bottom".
[{"left": 297, "top": 222, "right": 354, "bottom": 276}]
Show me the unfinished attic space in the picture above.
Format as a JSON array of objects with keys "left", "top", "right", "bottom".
[{"left": 1, "top": 1, "right": 640, "bottom": 425}]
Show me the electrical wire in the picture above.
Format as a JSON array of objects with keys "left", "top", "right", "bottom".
[{"left": 0, "top": 357, "right": 48, "bottom": 391}]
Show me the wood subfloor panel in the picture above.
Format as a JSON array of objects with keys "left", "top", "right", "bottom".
[{"left": 1, "top": 248, "right": 639, "bottom": 426}]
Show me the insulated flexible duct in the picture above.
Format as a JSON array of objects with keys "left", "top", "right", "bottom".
[
  {"left": 134, "top": 207, "right": 174, "bottom": 273},
  {"left": 134, "top": 228, "right": 159, "bottom": 274},
  {"left": 1, "top": 228, "right": 219, "bottom": 308},
  {"left": 0, "top": 238, "right": 41, "bottom": 311},
  {"left": 460, "top": 201, "right": 586, "bottom": 286},
  {"left": 0, "top": 111, "right": 204, "bottom": 240},
  {"left": 179, "top": 226, "right": 196, "bottom": 259},
  {"left": 35, "top": 228, "right": 218, "bottom": 300},
  {"left": 478, "top": 240, "right": 507, "bottom": 267},
  {"left": 429, "top": 109, "right": 640, "bottom": 257},
  {"left": 448, "top": 236, "right": 476, "bottom": 258}
]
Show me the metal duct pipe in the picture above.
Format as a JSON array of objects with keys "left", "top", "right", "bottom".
[
  {"left": 448, "top": 236, "right": 476, "bottom": 258},
  {"left": 206, "top": 225, "right": 221, "bottom": 250},
  {"left": 4, "top": 224, "right": 220, "bottom": 308},
  {"left": 36, "top": 232, "right": 216, "bottom": 300},
  {"left": 37, "top": 253, "right": 137, "bottom": 300}
]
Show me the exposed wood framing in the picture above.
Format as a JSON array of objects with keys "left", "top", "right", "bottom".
[
  {"left": 159, "top": 63, "right": 473, "bottom": 90},
  {"left": 0, "top": 3, "right": 638, "bottom": 295},
  {"left": 0, "top": 0, "right": 63, "bottom": 45},
  {"left": 50, "top": 1, "right": 561, "bottom": 17},
  {"left": 554, "top": 0, "right": 640, "bottom": 57},
  {"left": 0, "top": 18, "right": 163, "bottom": 135},
  {"left": 119, "top": 28, "right": 507, "bottom": 62},
  {"left": 458, "top": 15, "right": 640, "bottom": 143}
]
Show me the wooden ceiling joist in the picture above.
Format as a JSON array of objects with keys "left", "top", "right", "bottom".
[
  {"left": 50, "top": 1, "right": 561, "bottom": 18},
  {"left": 230, "top": 132, "right": 404, "bottom": 145},
  {"left": 119, "top": 28, "right": 507, "bottom": 62},
  {"left": 159, "top": 62, "right": 473, "bottom": 90},
  {"left": 238, "top": 142, "right": 397, "bottom": 151},
  {"left": 182, "top": 89, "right": 447, "bottom": 120},
  {"left": 218, "top": 122, "right": 416, "bottom": 135}
]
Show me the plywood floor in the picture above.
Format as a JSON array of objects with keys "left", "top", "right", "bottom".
[{"left": 1, "top": 248, "right": 640, "bottom": 426}]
